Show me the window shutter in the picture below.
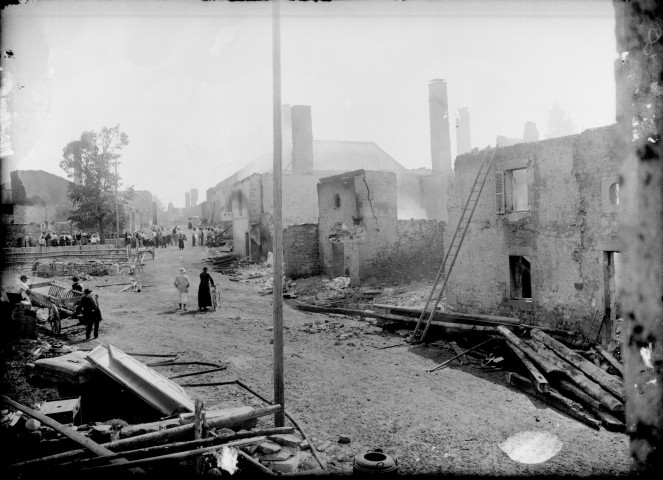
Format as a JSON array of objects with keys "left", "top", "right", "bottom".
[{"left": 495, "top": 171, "right": 505, "bottom": 214}]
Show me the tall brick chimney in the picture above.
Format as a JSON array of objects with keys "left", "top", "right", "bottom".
[
  {"left": 291, "top": 105, "right": 314, "bottom": 174},
  {"left": 282, "top": 105, "right": 293, "bottom": 168},
  {"left": 456, "top": 107, "right": 472, "bottom": 155},
  {"left": 429, "top": 79, "right": 452, "bottom": 175}
]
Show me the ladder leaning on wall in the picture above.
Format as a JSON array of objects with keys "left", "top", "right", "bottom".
[{"left": 409, "top": 146, "right": 499, "bottom": 344}]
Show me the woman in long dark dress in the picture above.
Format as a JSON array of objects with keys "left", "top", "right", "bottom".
[{"left": 198, "top": 267, "right": 215, "bottom": 312}]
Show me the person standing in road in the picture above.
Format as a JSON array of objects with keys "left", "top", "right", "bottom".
[
  {"left": 77, "top": 288, "right": 102, "bottom": 340},
  {"left": 198, "top": 266, "right": 215, "bottom": 312},
  {"left": 178, "top": 233, "right": 186, "bottom": 250},
  {"left": 174, "top": 267, "right": 190, "bottom": 310}
]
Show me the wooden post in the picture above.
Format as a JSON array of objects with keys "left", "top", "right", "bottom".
[
  {"left": 272, "top": 0, "right": 285, "bottom": 428},
  {"left": 614, "top": 1, "right": 663, "bottom": 472},
  {"left": 194, "top": 399, "right": 203, "bottom": 475}
]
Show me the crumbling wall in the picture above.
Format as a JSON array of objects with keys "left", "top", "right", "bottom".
[
  {"left": 317, "top": 170, "right": 399, "bottom": 285},
  {"left": 446, "top": 125, "right": 622, "bottom": 335},
  {"left": 284, "top": 224, "right": 319, "bottom": 278},
  {"left": 231, "top": 174, "right": 261, "bottom": 258},
  {"left": 364, "top": 219, "right": 445, "bottom": 283}
]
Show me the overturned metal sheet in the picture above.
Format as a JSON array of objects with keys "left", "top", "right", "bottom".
[{"left": 86, "top": 344, "right": 195, "bottom": 415}]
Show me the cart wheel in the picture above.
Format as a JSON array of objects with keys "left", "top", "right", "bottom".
[{"left": 48, "top": 305, "right": 61, "bottom": 335}]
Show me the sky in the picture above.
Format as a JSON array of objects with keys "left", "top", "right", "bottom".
[{"left": 1, "top": 0, "right": 617, "bottom": 208}]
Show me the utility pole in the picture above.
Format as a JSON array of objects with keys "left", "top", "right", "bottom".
[
  {"left": 114, "top": 155, "right": 120, "bottom": 248},
  {"left": 272, "top": 0, "right": 285, "bottom": 428}
]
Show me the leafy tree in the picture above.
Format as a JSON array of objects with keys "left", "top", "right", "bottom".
[
  {"left": 545, "top": 103, "right": 577, "bottom": 139},
  {"left": 59, "top": 125, "right": 134, "bottom": 243}
]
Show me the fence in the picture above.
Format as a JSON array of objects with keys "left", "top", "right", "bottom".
[{"left": 3, "top": 245, "right": 129, "bottom": 265}]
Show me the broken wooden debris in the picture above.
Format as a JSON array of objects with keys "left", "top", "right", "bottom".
[
  {"left": 449, "top": 341, "right": 469, "bottom": 365},
  {"left": 504, "top": 341, "right": 549, "bottom": 393},
  {"left": 530, "top": 329, "right": 624, "bottom": 400},
  {"left": 2, "top": 395, "right": 143, "bottom": 473},
  {"left": 50, "top": 427, "right": 296, "bottom": 471},
  {"left": 238, "top": 448, "right": 278, "bottom": 476},
  {"left": 80, "top": 436, "right": 266, "bottom": 472},
  {"left": 588, "top": 407, "right": 626, "bottom": 433},
  {"left": 428, "top": 338, "right": 495, "bottom": 372},
  {"left": 14, "top": 404, "right": 283, "bottom": 469},
  {"left": 555, "top": 379, "right": 602, "bottom": 411},
  {"left": 505, "top": 373, "right": 601, "bottom": 430},
  {"left": 593, "top": 345, "right": 624, "bottom": 377}
]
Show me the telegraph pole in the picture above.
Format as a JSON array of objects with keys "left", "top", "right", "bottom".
[
  {"left": 272, "top": 0, "right": 285, "bottom": 427},
  {"left": 114, "top": 156, "right": 120, "bottom": 247}
]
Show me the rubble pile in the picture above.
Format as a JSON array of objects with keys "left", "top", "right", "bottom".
[
  {"left": 31, "top": 260, "right": 135, "bottom": 278},
  {"left": 1, "top": 340, "right": 326, "bottom": 476}
]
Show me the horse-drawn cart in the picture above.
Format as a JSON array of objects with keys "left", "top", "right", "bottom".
[{"left": 27, "top": 282, "right": 84, "bottom": 335}]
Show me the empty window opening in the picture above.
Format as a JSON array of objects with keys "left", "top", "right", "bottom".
[
  {"left": 238, "top": 193, "right": 244, "bottom": 215},
  {"left": 509, "top": 255, "right": 531, "bottom": 300},
  {"left": 334, "top": 194, "right": 341, "bottom": 208},
  {"left": 507, "top": 168, "right": 529, "bottom": 211},
  {"left": 609, "top": 182, "right": 620, "bottom": 205}
]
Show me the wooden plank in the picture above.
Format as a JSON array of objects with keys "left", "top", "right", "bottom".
[
  {"left": 1, "top": 395, "right": 141, "bottom": 472},
  {"left": 506, "top": 373, "right": 601, "bottom": 430},
  {"left": 525, "top": 337, "right": 624, "bottom": 413},
  {"left": 594, "top": 345, "right": 624, "bottom": 377},
  {"left": 531, "top": 329, "right": 624, "bottom": 400},
  {"left": 505, "top": 341, "right": 550, "bottom": 393},
  {"left": 588, "top": 407, "right": 626, "bottom": 433}
]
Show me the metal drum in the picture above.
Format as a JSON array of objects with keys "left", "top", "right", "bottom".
[{"left": 353, "top": 449, "right": 398, "bottom": 475}]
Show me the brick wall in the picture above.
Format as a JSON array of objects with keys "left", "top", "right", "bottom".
[
  {"left": 284, "top": 224, "right": 319, "bottom": 278},
  {"left": 446, "top": 125, "right": 623, "bottom": 335}
]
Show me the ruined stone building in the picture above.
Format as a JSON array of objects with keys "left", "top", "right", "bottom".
[
  {"left": 312, "top": 169, "right": 445, "bottom": 286},
  {"left": 445, "top": 124, "right": 624, "bottom": 341}
]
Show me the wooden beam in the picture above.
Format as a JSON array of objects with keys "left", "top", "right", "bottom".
[
  {"left": 525, "top": 337, "right": 623, "bottom": 413},
  {"left": 594, "top": 345, "right": 624, "bottom": 377},
  {"left": 531, "top": 329, "right": 624, "bottom": 400},
  {"left": 555, "top": 379, "right": 602, "bottom": 411},
  {"left": 497, "top": 326, "right": 562, "bottom": 376},
  {"left": 506, "top": 373, "right": 601, "bottom": 430},
  {"left": 372, "top": 303, "right": 521, "bottom": 325},
  {"left": 428, "top": 338, "right": 495, "bottom": 372},
  {"left": 504, "top": 341, "right": 549, "bottom": 393}
]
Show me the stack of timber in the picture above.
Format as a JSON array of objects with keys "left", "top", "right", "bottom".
[{"left": 498, "top": 326, "right": 625, "bottom": 432}]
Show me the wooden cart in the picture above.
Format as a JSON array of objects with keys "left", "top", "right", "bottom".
[{"left": 28, "top": 282, "right": 84, "bottom": 335}]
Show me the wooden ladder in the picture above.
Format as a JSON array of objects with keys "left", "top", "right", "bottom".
[{"left": 410, "top": 146, "right": 498, "bottom": 343}]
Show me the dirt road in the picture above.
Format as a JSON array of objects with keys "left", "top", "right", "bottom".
[{"left": 77, "top": 239, "right": 630, "bottom": 476}]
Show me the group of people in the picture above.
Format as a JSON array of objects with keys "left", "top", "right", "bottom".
[
  {"left": 16, "top": 231, "right": 98, "bottom": 248},
  {"left": 174, "top": 266, "right": 216, "bottom": 311}
]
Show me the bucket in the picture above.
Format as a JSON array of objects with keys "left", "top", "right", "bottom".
[{"left": 353, "top": 449, "right": 398, "bottom": 475}]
